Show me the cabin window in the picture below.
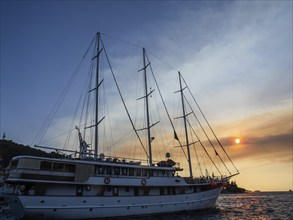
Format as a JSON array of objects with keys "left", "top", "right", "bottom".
[
  {"left": 167, "top": 171, "right": 170, "bottom": 177},
  {"left": 142, "top": 169, "right": 147, "bottom": 177},
  {"left": 97, "top": 166, "right": 104, "bottom": 174},
  {"left": 76, "top": 186, "right": 83, "bottom": 196},
  {"left": 149, "top": 169, "right": 153, "bottom": 176},
  {"left": 134, "top": 187, "right": 139, "bottom": 196},
  {"left": 10, "top": 160, "right": 19, "bottom": 169},
  {"left": 160, "top": 187, "right": 165, "bottom": 195},
  {"left": 53, "top": 163, "right": 64, "bottom": 171},
  {"left": 106, "top": 166, "right": 112, "bottom": 175},
  {"left": 129, "top": 168, "right": 134, "bottom": 176},
  {"left": 172, "top": 187, "right": 176, "bottom": 195},
  {"left": 114, "top": 167, "right": 120, "bottom": 175},
  {"left": 157, "top": 171, "right": 162, "bottom": 177},
  {"left": 121, "top": 167, "right": 127, "bottom": 175},
  {"left": 64, "top": 164, "right": 75, "bottom": 172},
  {"left": 179, "top": 186, "right": 185, "bottom": 194},
  {"left": 40, "top": 161, "right": 52, "bottom": 171},
  {"left": 113, "top": 187, "right": 119, "bottom": 196},
  {"left": 125, "top": 186, "right": 130, "bottom": 192},
  {"left": 106, "top": 186, "right": 111, "bottom": 192},
  {"left": 135, "top": 169, "right": 141, "bottom": 176},
  {"left": 143, "top": 187, "right": 150, "bottom": 196}
]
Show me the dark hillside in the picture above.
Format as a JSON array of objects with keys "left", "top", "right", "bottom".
[{"left": 0, "top": 140, "right": 63, "bottom": 168}]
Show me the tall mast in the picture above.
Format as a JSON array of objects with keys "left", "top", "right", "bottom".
[
  {"left": 94, "top": 32, "right": 101, "bottom": 160},
  {"left": 143, "top": 48, "right": 153, "bottom": 166},
  {"left": 178, "top": 71, "right": 193, "bottom": 178}
]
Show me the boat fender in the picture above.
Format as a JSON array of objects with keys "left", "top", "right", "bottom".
[
  {"left": 141, "top": 179, "right": 146, "bottom": 185},
  {"left": 210, "top": 182, "right": 217, "bottom": 188},
  {"left": 104, "top": 177, "right": 111, "bottom": 184}
]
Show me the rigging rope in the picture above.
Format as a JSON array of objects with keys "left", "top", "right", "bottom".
[
  {"left": 31, "top": 36, "right": 96, "bottom": 146},
  {"left": 184, "top": 94, "right": 231, "bottom": 175},
  {"left": 99, "top": 37, "right": 149, "bottom": 159},
  {"left": 186, "top": 119, "right": 223, "bottom": 176},
  {"left": 181, "top": 75, "right": 239, "bottom": 174},
  {"left": 101, "top": 32, "right": 142, "bottom": 49},
  {"left": 145, "top": 52, "right": 188, "bottom": 161}
]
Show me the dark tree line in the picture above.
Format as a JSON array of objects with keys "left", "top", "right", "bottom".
[{"left": 0, "top": 140, "right": 63, "bottom": 168}]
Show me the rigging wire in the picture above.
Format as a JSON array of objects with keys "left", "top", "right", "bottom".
[
  {"left": 145, "top": 52, "right": 188, "bottom": 161},
  {"left": 101, "top": 32, "right": 142, "bottom": 49},
  {"left": 145, "top": 49, "right": 178, "bottom": 73},
  {"left": 63, "top": 68, "right": 90, "bottom": 150},
  {"left": 38, "top": 128, "right": 75, "bottom": 145},
  {"left": 186, "top": 119, "right": 222, "bottom": 176},
  {"left": 183, "top": 93, "right": 231, "bottom": 175},
  {"left": 188, "top": 128, "right": 204, "bottom": 176},
  {"left": 181, "top": 75, "right": 239, "bottom": 174},
  {"left": 31, "top": 35, "right": 96, "bottom": 147},
  {"left": 99, "top": 36, "right": 149, "bottom": 159},
  {"left": 82, "top": 51, "right": 96, "bottom": 151}
]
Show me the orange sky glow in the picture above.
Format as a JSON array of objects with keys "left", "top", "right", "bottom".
[{"left": 214, "top": 104, "right": 292, "bottom": 191}]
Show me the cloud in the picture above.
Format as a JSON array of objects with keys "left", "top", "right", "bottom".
[
  {"left": 133, "top": 1, "right": 292, "bottom": 123},
  {"left": 216, "top": 105, "right": 292, "bottom": 164}
]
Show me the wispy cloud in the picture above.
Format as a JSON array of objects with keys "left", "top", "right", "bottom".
[
  {"left": 134, "top": 1, "right": 292, "bottom": 123},
  {"left": 217, "top": 105, "right": 292, "bottom": 164}
]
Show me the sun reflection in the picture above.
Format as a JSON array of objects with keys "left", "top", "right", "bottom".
[{"left": 235, "top": 138, "right": 241, "bottom": 144}]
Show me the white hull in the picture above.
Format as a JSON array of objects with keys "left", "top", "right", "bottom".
[{"left": 5, "top": 187, "right": 222, "bottom": 219}]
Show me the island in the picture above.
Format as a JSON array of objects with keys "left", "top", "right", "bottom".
[{"left": 221, "top": 180, "right": 246, "bottom": 193}]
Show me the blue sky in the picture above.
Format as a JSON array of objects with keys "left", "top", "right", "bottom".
[{"left": 1, "top": 1, "right": 292, "bottom": 191}]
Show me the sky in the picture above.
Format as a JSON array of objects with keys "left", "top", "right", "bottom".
[{"left": 0, "top": 1, "right": 292, "bottom": 191}]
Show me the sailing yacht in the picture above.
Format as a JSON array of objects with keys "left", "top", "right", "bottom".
[{"left": 1, "top": 33, "right": 239, "bottom": 219}]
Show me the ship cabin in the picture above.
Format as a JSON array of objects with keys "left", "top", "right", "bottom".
[{"left": 3, "top": 155, "right": 221, "bottom": 198}]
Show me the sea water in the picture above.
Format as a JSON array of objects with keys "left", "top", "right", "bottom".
[
  {"left": 110, "top": 192, "right": 293, "bottom": 220},
  {"left": 1, "top": 192, "right": 292, "bottom": 219}
]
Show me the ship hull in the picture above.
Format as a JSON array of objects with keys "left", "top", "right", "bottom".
[{"left": 4, "top": 187, "right": 222, "bottom": 219}]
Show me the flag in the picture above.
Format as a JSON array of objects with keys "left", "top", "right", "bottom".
[
  {"left": 174, "top": 131, "right": 179, "bottom": 141},
  {"left": 214, "top": 149, "right": 219, "bottom": 156}
]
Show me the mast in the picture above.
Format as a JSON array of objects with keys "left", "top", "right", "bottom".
[
  {"left": 143, "top": 48, "right": 153, "bottom": 166},
  {"left": 94, "top": 32, "right": 101, "bottom": 160},
  {"left": 178, "top": 71, "right": 193, "bottom": 178}
]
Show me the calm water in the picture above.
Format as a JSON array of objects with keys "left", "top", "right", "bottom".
[{"left": 1, "top": 192, "right": 292, "bottom": 219}]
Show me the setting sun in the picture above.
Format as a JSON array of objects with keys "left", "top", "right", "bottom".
[{"left": 235, "top": 138, "right": 241, "bottom": 144}]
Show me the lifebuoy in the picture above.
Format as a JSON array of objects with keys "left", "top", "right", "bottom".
[
  {"left": 104, "top": 177, "right": 111, "bottom": 184},
  {"left": 141, "top": 179, "right": 146, "bottom": 185}
]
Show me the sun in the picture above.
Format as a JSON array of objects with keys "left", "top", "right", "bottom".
[{"left": 235, "top": 138, "right": 241, "bottom": 144}]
